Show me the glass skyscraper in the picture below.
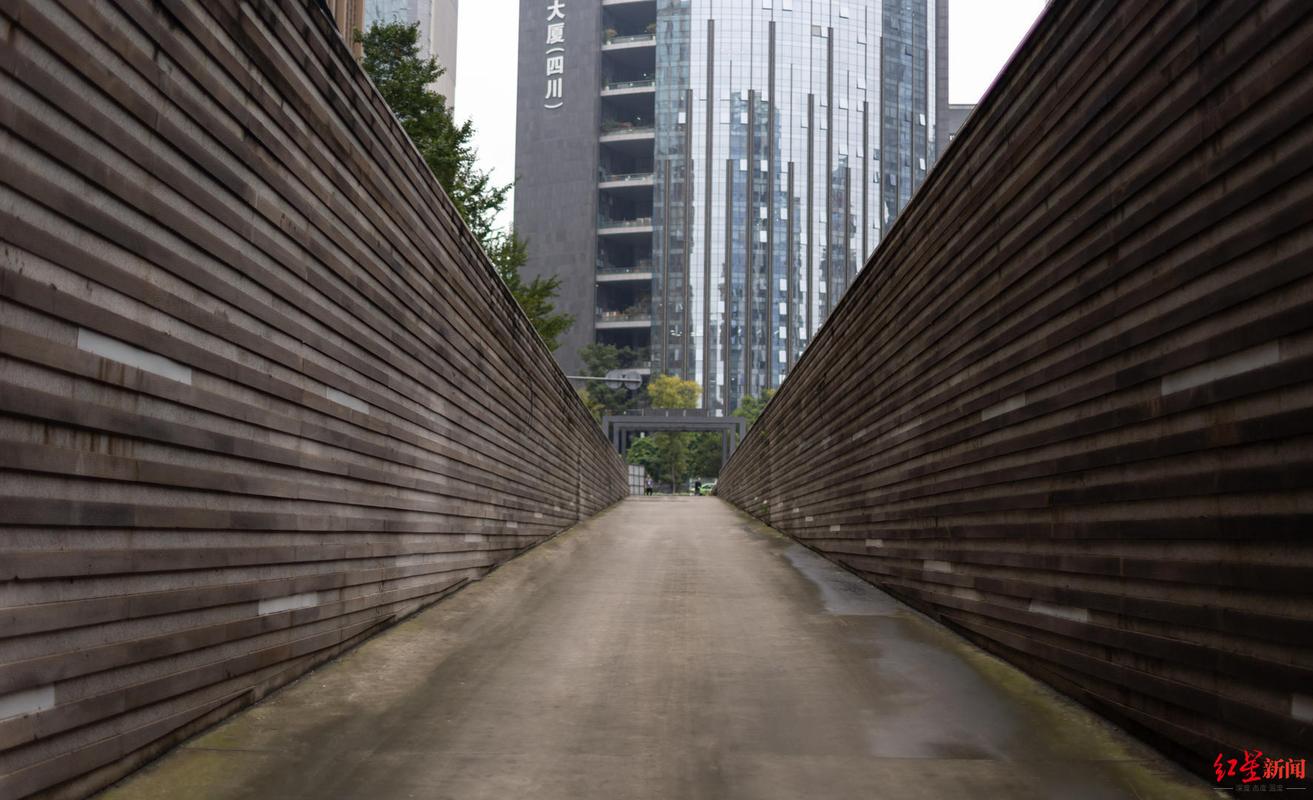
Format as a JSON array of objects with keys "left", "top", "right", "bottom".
[{"left": 515, "top": 0, "right": 950, "bottom": 413}]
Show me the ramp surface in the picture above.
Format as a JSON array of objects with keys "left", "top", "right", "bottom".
[{"left": 102, "top": 498, "right": 1209, "bottom": 799}]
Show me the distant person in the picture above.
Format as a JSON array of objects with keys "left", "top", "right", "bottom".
[
  {"left": 694, "top": 480, "right": 702, "bottom": 496},
  {"left": 644, "top": 477, "right": 653, "bottom": 496}
]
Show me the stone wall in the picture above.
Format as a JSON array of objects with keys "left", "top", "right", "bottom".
[
  {"left": 0, "top": 1, "right": 627, "bottom": 797},
  {"left": 719, "top": 0, "right": 1313, "bottom": 767}
]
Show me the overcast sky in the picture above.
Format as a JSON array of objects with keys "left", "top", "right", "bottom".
[{"left": 455, "top": 0, "right": 1046, "bottom": 230}]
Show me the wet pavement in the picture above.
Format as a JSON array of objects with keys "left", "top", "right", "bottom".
[{"left": 100, "top": 497, "right": 1212, "bottom": 799}]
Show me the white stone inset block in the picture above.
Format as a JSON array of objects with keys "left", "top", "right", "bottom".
[
  {"left": 864, "top": 538, "right": 884, "bottom": 548},
  {"left": 326, "top": 387, "right": 369, "bottom": 414},
  {"left": 981, "top": 392, "right": 1026, "bottom": 421},
  {"left": 78, "top": 328, "right": 192, "bottom": 385},
  {"left": 1292, "top": 693, "right": 1313, "bottom": 722},
  {"left": 1028, "top": 600, "right": 1089, "bottom": 623},
  {"left": 258, "top": 592, "right": 319, "bottom": 615},
  {"left": 1161, "top": 343, "right": 1281, "bottom": 395},
  {"left": 0, "top": 685, "right": 55, "bottom": 721},
  {"left": 891, "top": 417, "right": 922, "bottom": 437},
  {"left": 923, "top": 560, "right": 953, "bottom": 573}
]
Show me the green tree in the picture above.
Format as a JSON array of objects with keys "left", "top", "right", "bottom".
[
  {"left": 625, "top": 435, "right": 663, "bottom": 480},
  {"left": 487, "top": 231, "right": 573, "bottom": 351},
  {"left": 648, "top": 374, "right": 700, "bottom": 409},
  {"left": 644, "top": 375, "right": 702, "bottom": 491},
  {"left": 732, "top": 388, "right": 776, "bottom": 428},
  {"left": 652, "top": 432, "right": 688, "bottom": 490},
  {"left": 579, "top": 343, "right": 621, "bottom": 374},
  {"left": 360, "top": 22, "right": 572, "bottom": 349},
  {"left": 577, "top": 386, "right": 604, "bottom": 424},
  {"left": 578, "top": 343, "right": 648, "bottom": 418},
  {"left": 687, "top": 432, "right": 723, "bottom": 480}
]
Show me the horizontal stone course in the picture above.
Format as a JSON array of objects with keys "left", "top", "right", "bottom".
[
  {"left": 718, "top": 0, "right": 1313, "bottom": 768},
  {"left": 0, "top": 1, "right": 627, "bottom": 797}
]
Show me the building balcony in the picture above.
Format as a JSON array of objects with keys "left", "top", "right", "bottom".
[
  {"left": 596, "top": 309, "right": 653, "bottom": 329},
  {"left": 601, "top": 79, "right": 655, "bottom": 97},
  {"left": 599, "top": 125, "right": 655, "bottom": 144},
  {"left": 598, "top": 257, "right": 654, "bottom": 272},
  {"left": 599, "top": 171, "right": 655, "bottom": 190},
  {"left": 597, "top": 216, "right": 653, "bottom": 235},
  {"left": 602, "top": 33, "right": 655, "bottom": 50},
  {"left": 596, "top": 265, "right": 654, "bottom": 283}
]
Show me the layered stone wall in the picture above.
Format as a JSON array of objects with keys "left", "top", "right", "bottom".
[
  {"left": 0, "top": 1, "right": 627, "bottom": 797},
  {"left": 719, "top": 0, "right": 1313, "bottom": 767}
]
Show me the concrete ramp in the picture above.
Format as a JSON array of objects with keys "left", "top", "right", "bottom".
[{"left": 102, "top": 499, "right": 1209, "bottom": 799}]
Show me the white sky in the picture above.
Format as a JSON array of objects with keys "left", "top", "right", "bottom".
[{"left": 455, "top": 0, "right": 1047, "bottom": 230}]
